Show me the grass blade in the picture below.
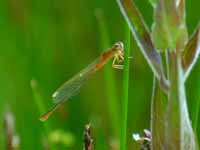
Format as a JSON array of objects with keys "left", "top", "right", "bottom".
[
  {"left": 182, "top": 25, "right": 200, "bottom": 80},
  {"left": 120, "top": 23, "right": 130, "bottom": 150},
  {"left": 182, "top": 25, "right": 200, "bottom": 132}
]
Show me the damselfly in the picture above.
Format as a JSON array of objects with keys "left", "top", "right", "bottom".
[{"left": 40, "top": 42, "right": 124, "bottom": 121}]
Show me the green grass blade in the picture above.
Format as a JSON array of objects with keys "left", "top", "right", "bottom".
[
  {"left": 182, "top": 25, "right": 200, "bottom": 80},
  {"left": 120, "top": 23, "right": 130, "bottom": 150},
  {"left": 182, "top": 25, "right": 200, "bottom": 133}
]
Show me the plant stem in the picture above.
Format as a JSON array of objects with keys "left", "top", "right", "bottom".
[
  {"left": 120, "top": 24, "right": 130, "bottom": 150},
  {"left": 167, "top": 51, "right": 196, "bottom": 149},
  {"left": 167, "top": 51, "right": 181, "bottom": 149}
]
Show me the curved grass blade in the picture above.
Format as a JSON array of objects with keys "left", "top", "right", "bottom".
[
  {"left": 182, "top": 25, "right": 200, "bottom": 80},
  {"left": 40, "top": 42, "right": 124, "bottom": 121},
  {"left": 116, "top": 0, "right": 168, "bottom": 92},
  {"left": 183, "top": 25, "right": 200, "bottom": 132}
]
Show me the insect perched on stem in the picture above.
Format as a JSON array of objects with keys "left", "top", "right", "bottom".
[{"left": 39, "top": 42, "right": 124, "bottom": 121}]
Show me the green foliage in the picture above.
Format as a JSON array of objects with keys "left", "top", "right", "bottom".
[
  {"left": 117, "top": 0, "right": 200, "bottom": 149},
  {"left": 120, "top": 24, "right": 130, "bottom": 150},
  {"left": 0, "top": 0, "right": 199, "bottom": 149}
]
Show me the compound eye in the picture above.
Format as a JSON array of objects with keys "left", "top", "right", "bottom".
[{"left": 113, "top": 41, "right": 124, "bottom": 51}]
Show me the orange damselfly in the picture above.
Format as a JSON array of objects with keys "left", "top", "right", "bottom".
[{"left": 40, "top": 42, "right": 124, "bottom": 121}]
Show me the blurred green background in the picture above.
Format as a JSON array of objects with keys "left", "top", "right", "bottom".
[{"left": 0, "top": 0, "right": 199, "bottom": 149}]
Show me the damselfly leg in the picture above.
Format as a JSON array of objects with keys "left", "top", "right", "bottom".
[{"left": 112, "top": 51, "right": 124, "bottom": 69}]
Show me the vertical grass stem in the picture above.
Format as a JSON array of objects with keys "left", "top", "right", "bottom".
[{"left": 120, "top": 24, "right": 130, "bottom": 150}]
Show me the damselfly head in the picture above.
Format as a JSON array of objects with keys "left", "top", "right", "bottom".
[
  {"left": 113, "top": 41, "right": 124, "bottom": 52},
  {"left": 112, "top": 41, "right": 124, "bottom": 64}
]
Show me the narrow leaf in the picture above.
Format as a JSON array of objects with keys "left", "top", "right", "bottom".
[
  {"left": 152, "top": 0, "right": 188, "bottom": 50},
  {"left": 182, "top": 25, "right": 200, "bottom": 80},
  {"left": 120, "top": 23, "right": 130, "bottom": 150},
  {"left": 117, "top": 0, "right": 168, "bottom": 91}
]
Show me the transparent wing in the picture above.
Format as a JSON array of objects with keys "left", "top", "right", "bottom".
[
  {"left": 39, "top": 58, "right": 100, "bottom": 122},
  {"left": 39, "top": 45, "right": 121, "bottom": 121},
  {"left": 52, "top": 58, "right": 100, "bottom": 105}
]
